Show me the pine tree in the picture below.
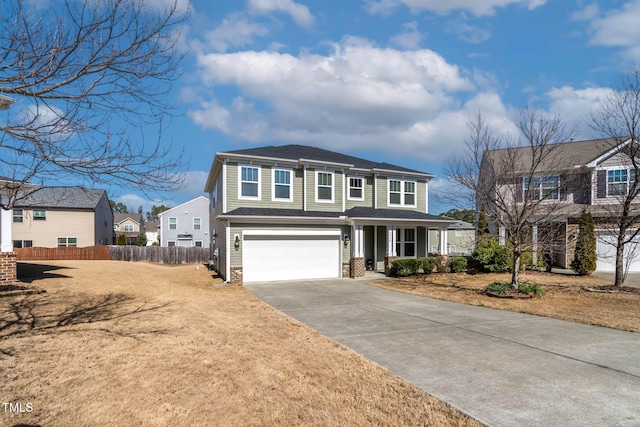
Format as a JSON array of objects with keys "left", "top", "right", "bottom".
[
  {"left": 477, "top": 208, "right": 489, "bottom": 236},
  {"left": 571, "top": 211, "right": 597, "bottom": 275}
]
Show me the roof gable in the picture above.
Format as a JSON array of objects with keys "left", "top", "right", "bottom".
[{"left": 16, "top": 187, "right": 107, "bottom": 209}]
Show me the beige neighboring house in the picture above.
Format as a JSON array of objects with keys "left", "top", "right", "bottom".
[
  {"left": 428, "top": 221, "right": 475, "bottom": 256},
  {"left": 12, "top": 187, "right": 114, "bottom": 248},
  {"left": 114, "top": 213, "right": 144, "bottom": 245}
]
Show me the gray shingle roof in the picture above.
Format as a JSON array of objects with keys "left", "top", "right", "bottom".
[
  {"left": 114, "top": 213, "right": 144, "bottom": 224},
  {"left": 222, "top": 207, "right": 455, "bottom": 222},
  {"left": 225, "top": 145, "right": 430, "bottom": 175},
  {"left": 345, "top": 207, "right": 454, "bottom": 221},
  {"left": 224, "top": 208, "right": 343, "bottom": 218},
  {"left": 16, "top": 187, "right": 106, "bottom": 209}
]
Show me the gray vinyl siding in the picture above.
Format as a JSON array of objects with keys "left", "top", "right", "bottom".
[
  {"left": 376, "top": 176, "right": 428, "bottom": 212},
  {"left": 94, "top": 193, "right": 114, "bottom": 245},
  {"left": 305, "top": 168, "right": 345, "bottom": 212},
  {"left": 160, "top": 197, "right": 210, "bottom": 247},
  {"left": 226, "top": 163, "right": 305, "bottom": 211},
  {"left": 229, "top": 224, "right": 347, "bottom": 267},
  {"left": 345, "top": 175, "right": 374, "bottom": 209}
]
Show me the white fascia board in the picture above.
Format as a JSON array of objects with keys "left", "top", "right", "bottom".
[
  {"left": 371, "top": 168, "right": 434, "bottom": 179},
  {"left": 586, "top": 137, "right": 634, "bottom": 168},
  {"left": 218, "top": 214, "right": 349, "bottom": 225},
  {"left": 349, "top": 217, "right": 457, "bottom": 226},
  {"left": 217, "top": 152, "right": 298, "bottom": 165},
  {"left": 298, "top": 158, "right": 354, "bottom": 168}
]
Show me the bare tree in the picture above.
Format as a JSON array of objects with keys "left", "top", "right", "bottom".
[
  {"left": 591, "top": 69, "right": 640, "bottom": 286},
  {"left": 0, "top": 0, "right": 189, "bottom": 208},
  {"left": 446, "top": 109, "right": 577, "bottom": 289}
]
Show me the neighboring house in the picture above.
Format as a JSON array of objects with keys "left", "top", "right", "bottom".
[
  {"left": 145, "top": 221, "right": 159, "bottom": 245},
  {"left": 114, "top": 213, "right": 144, "bottom": 245},
  {"left": 158, "top": 196, "right": 210, "bottom": 248},
  {"left": 428, "top": 221, "right": 475, "bottom": 256},
  {"left": 480, "top": 137, "right": 640, "bottom": 272},
  {"left": 12, "top": 187, "right": 113, "bottom": 248},
  {"left": 204, "top": 144, "right": 457, "bottom": 283}
]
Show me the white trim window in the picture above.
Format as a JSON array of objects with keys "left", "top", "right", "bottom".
[
  {"left": 388, "top": 179, "right": 417, "bottom": 207},
  {"left": 57, "top": 237, "right": 77, "bottom": 247},
  {"left": 316, "top": 171, "right": 334, "bottom": 202},
  {"left": 12, "top": 209, "right": 23, "bottom": 223},
  {"left": 348, "top": 177, "right": 364, "bottom": 201},
  {"left": 167, "top": 241, "right": 176, "bottom": 247},
  {"left": 240, "top": 165, "right": 260, "bottom": 199},
  {"left": 523, "top": 176, "right": 560, "bottom": 200},
  {"left": 193, "top": 217, "right": 201, "bottom": 230},
  {"left": 124, "top": 224, "right": 134, "bottom": 232},
  {"left": 395, "top": 228, "right": 416, "bottom": 257},
  {"left": 33, "top": 209, "right": 46, "bottom": 221},
  {"left": 195, "top": 240, "right": 203, "bottom": 247},
  {"left": 169, "top": 217, "right": 177, "bottom": 230},
  {"left": 607, "top": 169, "right": 635, "bottom": 196},
  {"left": 273, "top": 168, "right": 292, "bottom": 201}
]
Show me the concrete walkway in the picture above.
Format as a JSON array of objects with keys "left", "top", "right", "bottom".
[{"left": 245, "top": 279, "right": 640, "bottom": 427}]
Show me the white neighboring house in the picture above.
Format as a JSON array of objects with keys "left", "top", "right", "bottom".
[
  {"left": 145, "top": 221, "right": 159, "bottom": 246},
  {"left": 158, "top": 196, "right": 210, "bottom": 247}
]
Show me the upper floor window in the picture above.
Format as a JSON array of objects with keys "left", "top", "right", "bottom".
[
  {"left": 240, "top": 165, "right": 260, "bottom": 199},
  {"left": 523, "top": 176, "right": 559, "bottom": 201},
  {"left": 316, "top": 171, "right": 334, "bottom": 202},
  {"left": 12, "top": 209, "right": 23, "bottom": 223},
  {"left": 388, "top": 179, "right": 417, "bottom": 207},
  {"left": 348, "top": 177, "right": 364, "bottom": 200},
  {"left": 273, "top": 169, "right": 292, "bottom": 201},
  {"left": 33, "top": 209, "right": 46, "bottom": 220},
  {"left": 124, "top": 224, "right": 134, "bottom": 232},
  {"left": 193, "top": 218, "right": 201, "bottom": 230},
  {"left": 195, "top": 241, "right": 203, "bottom": 248},
  {"left": 169, "top": 217, "right": 177, "bottom": 230},
  {"left": 608, "top": 169, "right": 635, "bottom": 196}
]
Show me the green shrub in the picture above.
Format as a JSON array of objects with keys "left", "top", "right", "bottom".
[
  {"left": 571, "top": 211, "right": 597, "bottom": 276},
  {"left": 484, "top": 281, "right": 510, "bottom": 295},
  {"left": 450, "top": 257, "right": 468, "bottom": 273},
  {"left": 419, "top": 257, "right": 437, "bottom": 274},
  {"left": 391, "top": 259, "right": 421, "bottom": 277},
  {"left": 520, "top": 284, "right": 545, "bottom": 297},
  {"left": 472, "top": 236, "right": 510, "bottom": 273},
  {"left": 117, "top": 234, "right": 127, "bottom": 245}
]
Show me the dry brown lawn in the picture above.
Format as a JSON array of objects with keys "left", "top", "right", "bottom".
[
  {"left": 372, "top": 270, "right": 640, "bottom": 333},
  {"left": 1, "top": 261, "right": 480, "bottom": 427}
]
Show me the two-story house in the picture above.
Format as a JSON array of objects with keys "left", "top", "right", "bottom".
[
  {"left": 480, "top": 137, "right": 640, "bottom": 272},
  {"left": 158, "top": 196, "right": 210, "bottom": 248},
  {"left": 12, "top": 186, "right": 114, "bottom": 248},
  {"left": 114, "top": 213, "right": 144, "bottom": 245},
  {"left": 204, "top": 145, "right": 457, "bottom": 283}
]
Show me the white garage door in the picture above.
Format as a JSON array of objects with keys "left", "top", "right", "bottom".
[
  {"left": 596, "top": 231, "right": 640, "bottom": 272},
  {"left": 242, "top": 231, "right": 341, "bottom": 282}
]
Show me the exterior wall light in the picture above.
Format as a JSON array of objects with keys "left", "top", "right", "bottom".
[
  {"left": 343, "top": 234, "right": 350, "bottom": 248},
  {"left": 234, "top": 234, "right": 240, "bottom": 250}
]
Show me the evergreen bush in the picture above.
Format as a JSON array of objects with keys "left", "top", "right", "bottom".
[{"left": 571, "top": 211, "right": 597, "bottom": 275}]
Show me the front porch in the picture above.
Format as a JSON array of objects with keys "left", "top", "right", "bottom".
[{"left": 348, "top": 223, "right": 454, "bottom": 277}]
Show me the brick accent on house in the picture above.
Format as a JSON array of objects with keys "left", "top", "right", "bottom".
[
  {"left": 384, "top": 256, "right": 398, "bottom": 276},
  {"left": 342, "top": 262, "right": 350, "bottom": 278},
  {"left": 350, "top": 257, "right": 365, "bottom": 278},
  {"left": 0, "top": 252, "right": 17, "bottom": 284},
  {"left": 230, "top": 266, "right": 243, "bottom": 284}
]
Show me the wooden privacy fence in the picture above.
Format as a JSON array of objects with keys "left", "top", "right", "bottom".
[
  {"left": 109, "top": 246, "right": 210, "bottom": 264},
  {"left": 15, "top": 246, "right": 110, "bottom": 261},
  {"left": 15, "top": 246, "right": 210, "bottom": 265}
]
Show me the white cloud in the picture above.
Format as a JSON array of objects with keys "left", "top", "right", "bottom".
[
  {"left": 189, "top": 37, "right": 514, "bottom": 162},
  {"left": 570, "top": 2, "right": 600, "bottom": 21},
  {"left": 546, "top": 85, "right": 613, "bottom": 138},
  {"left": 248, "top": 0, "right": 314, "bottom": 27},
  {"left": 205, "top": 13, "right": 269, "bottom": 52},
  {"left": 445, "top": 15, "right": 492, "bottom": 43},
  {"left": 366, "top": 0, "right": 546, "bottom": 17},
  {"left": 391, "top": 21, "right": 424, "bottom": 49},
  {"left": 584, "top": 0, "right": 640, "bottom": 60},
  {"left": 182, "top": 170, "right": 210, "bottom": 196}
]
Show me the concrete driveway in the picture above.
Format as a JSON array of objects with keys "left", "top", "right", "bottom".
[{"left": 245, "top": 279, "right": 640, "bottom": 427}]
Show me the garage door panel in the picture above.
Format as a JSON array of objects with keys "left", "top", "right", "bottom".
[
  {"left": 243, "top": 235, "right": 340, "bottom": 282},
  {"left": 596, "top": 231, "right": 640, "bottom": 272}
]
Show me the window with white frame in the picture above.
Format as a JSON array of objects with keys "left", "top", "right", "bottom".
[
  {"left": 168, "top": 241, "right": 176, "bottom": 247},
  {"left": 395, "top": 228, "right": 416, "bottom": 257},
  {"left": 348, "top": 177, "right": 364, "bottom": 200},
  {"left": 169, "top": 217, "right": 177, "bottom": 230},
  {"left": 124, "top": 224, "right": 134, "bottom": 232},
  {"left": 57, "top": 237, "right": 77, "bottom": 247},
  {"left": 240, "top": 165, "right": 260, "bottom": 198},
  {"left": 273, "top": 169, "right": 292, "bottom": 200},
  {"left": 195, "top": 241, "right": 203, "bottom": 247},
  {"left": 316, "top": 171, "right": 334, "bottom": 202},
  {"left": 455, "top": 229, "right": 463, "bottom": 237},
  {"left": 12, "top": 240, "right": 32, "bottom": 248},
  {"left": 607, "top": 169, "right": 636, "bottom": 196},
  {"left": 193, "top": 218, "right": 201, "bottom": 230},
  {"left": 389, "top": 179, "right": 416, "bottom": 207},
  {"left": 12, "top": 209, "right": 23, "bottom": 223},
  {"left": 33, "top": 209, "right": 46, "bottom": 220},
  {"left": 523, "top": 176, "right": 559, "bottom": 200}
]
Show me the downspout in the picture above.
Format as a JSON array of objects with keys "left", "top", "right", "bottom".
[{"left": 303, "top": 164, "right": 308, "bottom": 211}]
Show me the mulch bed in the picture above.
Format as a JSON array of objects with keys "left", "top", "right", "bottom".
[
  {"left": 582, "top": 285, "right": 640, "bottom": 295},
  {"left": 485, "top": 291, "right": 534, "bottom": 299},
  {"left": 0, "top": 283, "right": 46, "bottom": 297}
]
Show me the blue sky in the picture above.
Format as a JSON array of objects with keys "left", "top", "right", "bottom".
[{"left": 113, "top": 0, "right": 640, "bottom": 214}]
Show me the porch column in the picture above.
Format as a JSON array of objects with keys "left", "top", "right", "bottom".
[
  {"left": 0, "top": 202, "right": 12, "bottom": 252},
  {"left": 354, "top": 225, "right": 364, "bottom": 258},
  {"left": 532, "top": 224, "right": 538, "bottom": 265},
  {"left": 439, "top": 226, "right": 448, "bottom": 255},
  {"left": 384, "top": 225, "right": 398, "bottom": 275}
]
